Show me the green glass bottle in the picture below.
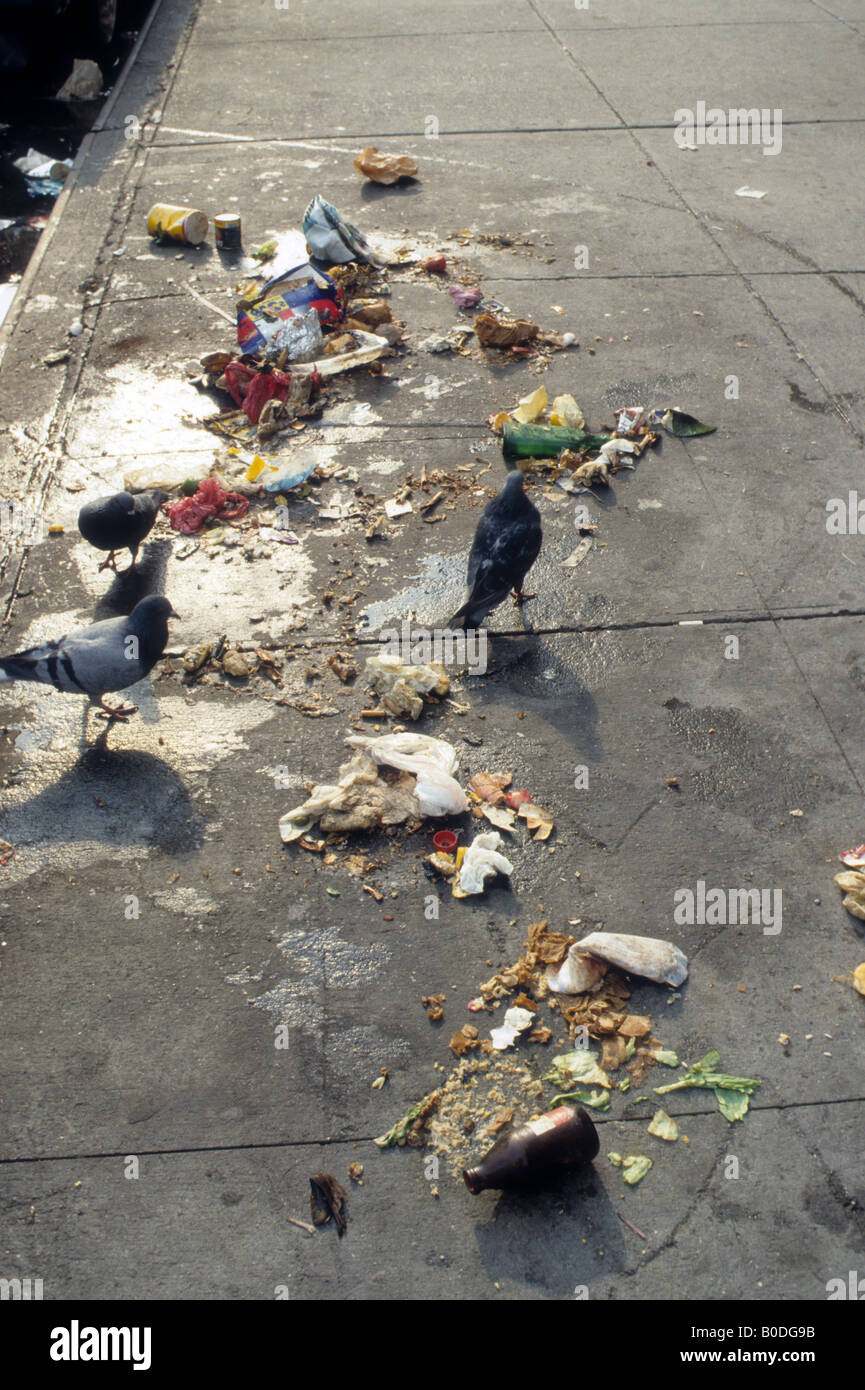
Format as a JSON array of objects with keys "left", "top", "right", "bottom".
[{"left": 501, "top": 420, "right": 611, "bottom": 463}]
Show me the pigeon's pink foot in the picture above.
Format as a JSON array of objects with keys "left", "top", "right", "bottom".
[
  {"left": 97, "top": 550, "right": 121, "bottom": 573},
  {"left": 95, "top": 698, "right": 137, "bottom": 722},
  {"left": 510, "top": 587, "right": 536, "bottom": 605}
]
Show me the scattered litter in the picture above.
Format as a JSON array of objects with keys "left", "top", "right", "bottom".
[
  {"left": 347, "top": 1162, "right": 364, "bottom": 1183},
  {"left": 853, "top": 964, "right": 865, "bottom": 996},
  {"left": 449, "top": 285, "right": 482, "bottom": 309},
  {"left": 214, "top": 213, "right": 242, "bottom": 251},
  {"left": 653, "top": 407, "right": 716, "bottom": 437},
  {"left": 147, "top": 203, "right": 208, "bottom": 246},
  {"left": 511, "top": 385, "right": 548, "bottom": 424},
  {"left": 13, "top": 148, "right": 73, "bottom": 198},
  {"left": 839, "top": 843, "right": 865, "bottom": 869},
  {"left": 456, "top": 830, "right": 514, "bottom": 896},
  {"left": 221, "top": 648, "right": 253, "bottom": 680},
  {"left": 345, "top": 732, "right": 467, "bottom": 816},
  {"left": 647, "top": 1109, "right": 679, "bottom": 1142},
  {"left": 545, "top": 945, "right": 608, "bottom": 995},
  {"left": 608, "top": 1153, "right": 652, "bottom": 1185},
  {"left": 374, "top": 1090, "right": 440, "bottom": 1148},
  {"left": 384, "top": 497, "right": 412, "bottom": 518},
  {"left": 353, "top": 146, "right": 418, "bottom": 184},
  {"left": 562, "top": 537, "right": 593, "bottom": 568},
  {"left": 365, "top": 652, "right": 449, "bottom": 720},
  {"left": 550, "top": 394, "right": 586, "bottom": 429},
  {"left": 735, "top": 186, "right": 767, "bottom": 199},
  {"left": 56, "top": 58, "right": 102, "bottom": 100},
  {"left": 303, "top": 194, "right": 383, "bottom": 265},
  {"left": 279, "top": 733, "right": 466, "bottom": 841},
  {"left": 489, "top": 1005, "right": 534, "bottom": 1051},
  {"left": 309, "top": 1172, "right": 347, "bottom": 1236},
  {"left": 576, "top": 932, "right": 689, "bottom": 987},
  {"left": 517, "top": 801, "right": 555, "bottom": 841},
  {"left": 834, "top": 868, "right": 865, "bottom": 921},
  {"left": 433, "top": 829, "right": 457, "bottom": 853},
  {"left": 164, "top": 477, "right": 249, "bottom": 534},
  {"left": 236, "top": 262, "right": 342, "bottom": 354},
  {"left": 422, "top": 255, "right": 447, "bottom": 274},
  {"left": 653, "top": 1050, "right": 761, "bottom": 1122},
  {"left": 422, "top": 994, "right": 446, "bottom": 1022},
  {"left": 474, "top": 312, "right": 539, "bottom": 348},
  {"left": 286, "top": 1215, "right": 317, "bottom": 1234},
  {"left": 463, "top": 1102, "right": 599, "bottom": 1192}
]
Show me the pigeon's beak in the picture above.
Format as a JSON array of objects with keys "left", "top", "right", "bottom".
[{"left": 169, "top": 606, "right": 181, "bottom": 620}]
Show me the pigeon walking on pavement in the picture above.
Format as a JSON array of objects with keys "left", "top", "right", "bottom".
[
  {"left": 77, "top": 490, "right": 165, "bottom": 573},
  {"left": 0, "top": 595, "right": 178, "bottom": 721},
  {"left": 449, "top": 470, "right": 542, "bottom": 630}
]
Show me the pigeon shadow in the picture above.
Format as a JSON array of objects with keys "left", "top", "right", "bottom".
[
  {"left": 472, "top": 1161, "right": 625, "bottom": 1297},
  {"left": 92, "top": 539, "right": 173, "bottom": 621},
  {"left": 1, "top": 745, "right": 204, "bottom": 858}
]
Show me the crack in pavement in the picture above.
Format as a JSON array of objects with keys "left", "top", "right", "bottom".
[{"left": 1, "top": 1095, "right": 863, "bottom": 1168}]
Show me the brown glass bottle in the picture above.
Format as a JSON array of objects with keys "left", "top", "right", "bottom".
[{"left": 463, "top": 1104, "right": 599, "bottom": 1194}]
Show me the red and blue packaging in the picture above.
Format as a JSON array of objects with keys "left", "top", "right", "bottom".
[{"left": 236, "top": 262, "right": 344, "bottom": 354}]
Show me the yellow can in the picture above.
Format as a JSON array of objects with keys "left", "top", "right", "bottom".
[{"left": 146, "top": 203, "right": 208, "bottom": 246}]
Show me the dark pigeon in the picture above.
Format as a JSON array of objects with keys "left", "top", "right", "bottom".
[
  {"left": 449, "top": 470, "right": 542, "bottom": 629},
  {"left": 77, "top": 490, "right": 165, "bottom": 573},
  {"left": 0, "top": 595, "right": 178, "bottom": 721}
]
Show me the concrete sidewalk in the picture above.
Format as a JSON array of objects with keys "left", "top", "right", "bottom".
[{"left": 1, "top": 0, "right": 864, "bottom": 1301}]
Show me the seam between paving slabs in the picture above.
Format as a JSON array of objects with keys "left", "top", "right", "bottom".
[
  {"left": 1, "top": 1096, "right": 864, "bottom": 1169},
  {"left": 145, "top": 117, "right": 865, "bottom": 148}
]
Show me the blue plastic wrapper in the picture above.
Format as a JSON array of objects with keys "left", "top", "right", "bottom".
[{"left": 237, "top": 262, "right": 343, "bottom": 354}]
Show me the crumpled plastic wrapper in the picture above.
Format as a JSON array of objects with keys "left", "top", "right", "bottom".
[
  {"left": 365, "top": 653, "right": 449, "bottom": 720},
  {"left": 303, "top": 194, "right": 383, "bottom": 266},
  {"left": 280, "top": 733, "right": 467, "bottom": 841},
  {"left": 279, "top": 752, "right": 421, "bottom": 841},
  {"left": 345, "top": 732, "right": 467, "bottom": 817},
  {"left": 458, "top": 830, "right": 514, "bottom": 895},
  {"left": 353, "top": 146, "right": 418, "bottom": 185},
  {"left": 545, "top": 945, "right": 608, "bottom": 995},
  {"left": 576, "top": 932, "right": 689, "bottom": 987}
]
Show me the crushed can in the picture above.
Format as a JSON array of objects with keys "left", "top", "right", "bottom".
[
  {"left": 147, "top": 204, "right": 208, "bottom": 246},
  {"left": 214, "top": 213, "right": 242, "bottom": 251}
]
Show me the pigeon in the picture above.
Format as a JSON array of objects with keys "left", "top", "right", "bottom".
[
  {"left": 0, "top": 595, "right": 178, "bottom": 721},
  {"left": 449, "top": 470, "right": 542, "bottom": 629},
  {"left": 77, "top": 490, "right": 165, "bottom": 572}
]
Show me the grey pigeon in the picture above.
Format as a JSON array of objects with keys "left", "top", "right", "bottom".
[
  {"left": 449, "top": 471, "right": 542, "bottom": 629},
  {"left": 0, "top": 595, "right": 178, "bottom": 720},
  {"left": 77, "top": 490, "right": 165, "bottom": 573}
]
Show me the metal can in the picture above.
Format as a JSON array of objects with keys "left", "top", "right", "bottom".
[
  {"left": 146, "top": 203, "right": 208, "bottom": 246},
  {"left": 214, "top": 213, "right": 242, "bottom": 251}
]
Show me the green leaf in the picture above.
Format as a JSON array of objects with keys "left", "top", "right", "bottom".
[
  {"left": 652, "top": 1049, "right": 679, "bottom": 1068},
  {"left": 552, "top": 1087, "right": 611, "bottom": 1112},
  {"left": 712, "top": 1087, "right": 751, "bottom": 1122},
  {"left": 609, "top": 1153, "right": 652, "bottom": 1184},
  {"left": 542, "top": 1049, "right": 611, "bottom": 1091},
  {"left": 374, "top": 1091, "right": 437, "bottom": 1148},
  {"left": 624, "top": 1036, "right": 636, "bottom": 1059},
  {"left": 648, "top": 1108, "right": 679, "bottom": 1142}
]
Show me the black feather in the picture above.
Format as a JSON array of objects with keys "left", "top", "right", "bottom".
[{"left": 450, "top": 471, "right": 542, "bottom": 629}]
